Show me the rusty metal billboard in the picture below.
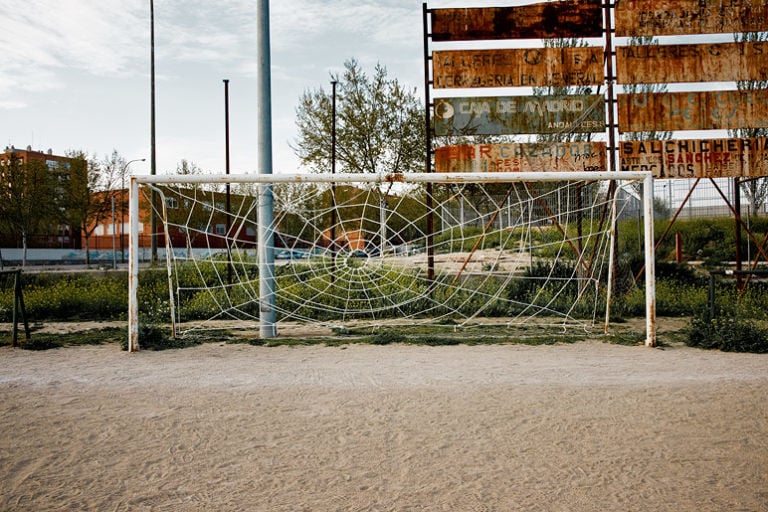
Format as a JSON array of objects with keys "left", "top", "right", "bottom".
[
  {"left": 434, "top": 142, "right": 607, "bottom": 173},
  {"left": 430, "top": 1, "right": 603, "bottom": 42},
  {"left": 617, "top": 42, "right": 768, "bottom": 85},
  {"left": 618, "top": 90, "right": 768, "bottom": 133},
  {"left": 432, "top": 47, "right": 604, "bottom": 89},
  {"left": 620, "top": 137, "right": 768, "bottom": 179},
  {"left": 433, "top": 95, "right": 605, "bottom": 136},
  {"left": 615, "top": 0, "right": 768, "bottom": 37}
]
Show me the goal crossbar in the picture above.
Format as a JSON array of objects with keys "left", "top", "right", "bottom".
[{"left": 128, "top": 171, "right": 656, "bottom": 351}]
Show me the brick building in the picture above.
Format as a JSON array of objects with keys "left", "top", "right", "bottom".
[{"left": 0, "top": 146, "right": 86, "bottom": 249}]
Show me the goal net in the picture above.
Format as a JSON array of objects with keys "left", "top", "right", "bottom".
[{"left": 128, "top": 171, "right": 655, "bottom": 350}]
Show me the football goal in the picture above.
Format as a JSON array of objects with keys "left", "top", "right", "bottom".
[{"left": 127, "top": 171, "right": 656, "bottom": 351}]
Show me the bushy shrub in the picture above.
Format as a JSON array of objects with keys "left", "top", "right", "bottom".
[
  {"left": 0, "top": 272, "right": 127, "bottom": 322},
  {"left": 688, "top": 313, "right": 768, "bottom": 353}
]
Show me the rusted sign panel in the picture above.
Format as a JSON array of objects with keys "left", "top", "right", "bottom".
[
  {"left": 430, "top": 1, "right": 603, "bottom": 42},
  {"left": 620, "top": 137, "right": 768, "bottom": 179},
  {"left": 433, "top": 95, "right": 605, "bottom": 136},
  {"left": 432, "top": 47, "right": 604, "bottom": 89},
  {"left": 617, "top": 42, "right": 768, "bottom": 84},
  {"left": 615, "top": 0, "right": 768, "bottom": 37},
  {"left": 434, "top": 142, "right": 607, "bottom": 173},
  {"left": 618, "top": 90, "right": 768, "bottom": 133}
]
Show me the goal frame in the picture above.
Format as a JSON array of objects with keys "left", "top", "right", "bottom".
[{"left": 128, "top": 171, "right": 656, "bottom": 351}]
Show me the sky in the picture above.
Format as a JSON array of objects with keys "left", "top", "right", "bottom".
[
  {"left": 1, "top": 0, "right": 516, "bottom": 178},
  {"left": 1, "top": 0, "right": 733, "bottom": 181}
]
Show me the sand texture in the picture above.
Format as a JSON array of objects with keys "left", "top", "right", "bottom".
[{"left": 1, "top": 341, "right": 766, "bottom": 511}]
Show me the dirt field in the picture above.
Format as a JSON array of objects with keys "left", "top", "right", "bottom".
[{"left": 1, "top": 340, "right": 766, "bottom": 511}]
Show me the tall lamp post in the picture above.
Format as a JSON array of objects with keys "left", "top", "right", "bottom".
[
  {"left": 150, "top": 0, "right": 158, "bottom": 263},
  {"left": 330, "top": 79, "right": 337, "bottom": 258},
  {"left": 121, "top": 158, "right": 146, "bottom": 263}
]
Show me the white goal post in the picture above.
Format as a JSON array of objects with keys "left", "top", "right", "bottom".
[{"left": 128, "top": 171, "right": 656, "bottom": 351}]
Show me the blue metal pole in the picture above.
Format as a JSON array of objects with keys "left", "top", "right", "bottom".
[{"left": 257, "top": 0, "right": 277, "bottom": 338}]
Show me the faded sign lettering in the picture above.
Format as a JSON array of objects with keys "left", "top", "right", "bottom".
[
  {"left": 618, "top": 90, "right": 768, "bottom": 132},
  {"left": 433, "top": 95, "right": 605, "bottom": 136},
  {"left": 620, "top": 137, "right": 768, "bottom": 179},
  {"left": 431, "top": 1, "right": 603, "bottom": 42},
  {"left": 617, "top": 42, "right": 768, "bottom": 84},
  {"left": 615, "top": 0, "right": 768, "bottom": 37},
  {"left": 433, "top": 48, "right": 604, "bottom": 89},
  {"left": 435, "top": 142, "right": 607, "bottom": 173}
]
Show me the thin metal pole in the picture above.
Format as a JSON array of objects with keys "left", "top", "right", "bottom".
[
  {"left": 224, "top": 79, "right": 232, "bottom": 286},
  {"left": 734, "top": 177, "right": 743, "bottom": 290},
  {"left": 111, "top": 196, "right": 117, "bottom": 269},
  {"left": 150, "top": 0, "right": 158, "bottom": 263},
  {"left": 257, "top": 0, "right": 277, "bottom": 338},
  {"left": 603, "top": 0, "right": 619, "bottom": 300},
  {"left": 423, "top": 2, "right": 435, "bottom": 282},
  {"left": 604, "top": 186, "right": 618, "bottom": 334},
  {"left": 330, "top": 80, "right": 338, "bottom": 282},
  {"left": 121, "top": 170, "right": 125, "bottom": 263},
  {"left": 604, "top": 0, "right": 616, "bottom": 173}
]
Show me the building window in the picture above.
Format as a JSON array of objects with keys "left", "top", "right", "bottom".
[
  {"left": 166, "top": 197, "right": 179, "bottom": 209},
  {"left": 215, "top": 224, "right": 226, "bottom": 235}
]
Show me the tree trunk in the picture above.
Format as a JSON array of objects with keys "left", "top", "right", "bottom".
[
  {"left": 84, "top": 233, "right": 91, "bottom": 266},
  {"left": 21, "top": 230, "right": 28, "bottom": 268}
]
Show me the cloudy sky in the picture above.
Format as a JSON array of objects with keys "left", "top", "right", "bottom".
[{"left": 1, "top": 0, "right": 518, "bottom": 177}]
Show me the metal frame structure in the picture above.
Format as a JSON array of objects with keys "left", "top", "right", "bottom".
[
  {"left": 127, "top": 171, "right": 656, "bottom": 352},
  {"left": 0, "top": 269, "right": 30, "bottom": 346}
]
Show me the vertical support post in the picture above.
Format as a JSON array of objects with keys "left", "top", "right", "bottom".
[
  {"left": 257, "top": 0, "right": 277, "bottom": 338},
  {"left": 111, "top": 196, "right": 117, "bottom": 269},
  {"left": 603, "top": 0, "right": 619, "bottom": 300},
  {"left": 8, "top": 270, "right": 29, "bottom": 347},
  {"left": 604, "top": 187, "right": 618, "bottom": 334},
  {"left": 423, "top": 2, "right": 435, "bottom": 282},
  {"left": 159, "top": 191, "right": 177, "bottom": 339},
  {"left": 643, "top": 173, "right": 657, "bottom": 347},
  {"left": 734, "top": 177, "right": 743, "bottom": 290},
  {"left": 12, "top": 270, "right": 19, "bottom": 347},
  {"left": 379, "top": 195, "right": 387, "bottom": 257},
  {"left": 128, "top": 177, "right": 141, "bottom": 352},
  {"left": 603, "top": 0, "right": 617, "bottom": 174},
  {"left": 224, "top": 78, "right": 232, "bottom": 286},
  {"left": 330, "top": 80, "right": 338, "bottom": 282},
  {"left": 149, "top": 0, "right": 158, "bottom": 264}
]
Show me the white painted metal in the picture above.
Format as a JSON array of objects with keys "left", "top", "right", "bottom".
[
  {"left": 604, "top": 184, "right": 619, "bottom": 335},
  {"left": 132, "top": 171, "right": 652, "bottom": 185},
  {"left": 128, "top": 177, "right": 140, "bottom": 352},
  {"left": 643, "top": 173, "right": 657, "bottom": 347}
]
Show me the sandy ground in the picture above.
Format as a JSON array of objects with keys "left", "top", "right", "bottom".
[{"left": 0, "top": 341, "right": 766, "bottom": 511}]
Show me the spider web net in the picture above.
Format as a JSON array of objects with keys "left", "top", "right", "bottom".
[{"left": 138, "top": 175, "right": 642, "bottom": 338}]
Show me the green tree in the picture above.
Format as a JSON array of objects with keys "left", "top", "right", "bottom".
[
  {"left": 0, "top": 155, "right": 58, "bottom": 265},
  {"left": 293, "top": 58, "right": 426, "bottom": 175},
  {"left": 62, "top": 150, "right": 122, "bottom": 266}
]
